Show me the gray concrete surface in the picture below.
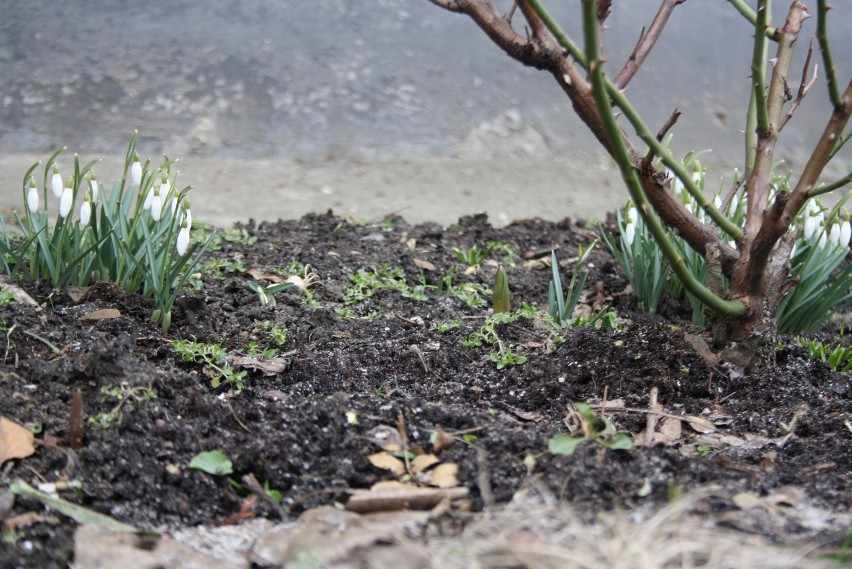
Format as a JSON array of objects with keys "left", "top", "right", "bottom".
[{"left": 1, "top": 0, "right": 849, "bottom": 227}]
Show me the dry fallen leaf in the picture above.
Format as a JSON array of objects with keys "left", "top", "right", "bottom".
[
  {"left": 230, "top": 355, "right": 289, "bottom": 376},
  {"left": 684, "top": 416, "right": 717, "bottom": 434},
  {"left": 367, "top": 452, "right": 406, "bottom": 476},
  {"left": 245, "top": 268, "right": 287, "bottom": 283},
  {"left": 431, "top": 427, "right": 456, "bottom": 454},
  {"left": 0, "top": 417, "right": 36, "bottom": 465},
  {"left": 410, "top": 454, "right": 440, "bottom": 474},
  {"left": 732, "top": 492, "right": 764, "bottom": 511},
  {"left": 79, "top": 308, "right": 121, "bottom": 323},
  {"left": 427, "top": 463, "right": 458, "bottom": 488},
  {"left": 659, "top": 416, "right": 683, "bottom": 442},
  {"left": 413, "top": 258, "right": 436, "bottom": 271}
]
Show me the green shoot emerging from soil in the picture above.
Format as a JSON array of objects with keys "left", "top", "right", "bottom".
[
  {"left": 549, "top": 403, "right": 633, "bottom": 455},
  {"left": 171, "top": 339, "right": 247, "bottom": 390}
]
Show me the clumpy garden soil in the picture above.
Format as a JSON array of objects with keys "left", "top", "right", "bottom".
[{"left": 0, "top": 211, "right": 850, "bottom": 568}]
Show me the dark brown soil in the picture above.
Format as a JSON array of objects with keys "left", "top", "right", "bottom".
[{"left": 1, "top": 211, "right": 850, "bottom": 568}]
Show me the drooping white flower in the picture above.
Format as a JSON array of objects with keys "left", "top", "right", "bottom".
[
  {"left": 59, "top": 184, "right": 73, "bottom": 219},
  {"left": 840, "top": 221, "right": 851, "bottom": 249},
  {"left": 829, "top": 223, "right": 841, "bottom": 247},
  {"left": 624, "top": 222, "right": 636, "bottom": 246},
  {"left": 88, "top": 173, "right": 99, "bottom": 203},
  {"left": 79, "top": 198, "right": 92, "bottom": 226},
  {"left": 131, "top": 152, "right": 142, "bottom": 186},
  {"left": 151, "top": 187, "right": 162, "bottom": 221},
  {"left": 176, "top": 224, "right": 190, "bottom": 256},
  {"left": 51, "top": 164, "right": 63, "bottom": 198},
  {"left": 626, "top": 207, "right": 638, "bottom": 224},
  {"left": 817, "top": 230, "right": 828, "bottom": 250},
  {"left": 143, "top": 186, "right": 154, "bottom": 210},
  {"left": 26, "top": 178, "right": 39, "bottom": 213},
  {"left": 713, "top": 195, "right": 722, "bottom": 210},
  {"left": 804, "top": 214, "right": 819, "bottom": 240}
]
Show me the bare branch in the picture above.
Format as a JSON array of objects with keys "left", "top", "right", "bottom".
[
  {"left": 613, "top": 0, "right": 684, "bottom": 90},
  {"left": 778, "top": 40, "right": 818, "bottom": 132},
  {"left": 640, "top": 108, "right": 681, "bottom": 170}
]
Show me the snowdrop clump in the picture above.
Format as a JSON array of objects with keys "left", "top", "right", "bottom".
[
  {"left": 0, "top": 133, "right": 212, "bottom": 332},
  {"left": 604, "top": 157, "right": 852, "bottom": 332}
]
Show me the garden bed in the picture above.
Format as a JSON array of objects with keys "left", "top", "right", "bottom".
[{"left": 0, "top": 211, "right": 850, "bottom": 568}]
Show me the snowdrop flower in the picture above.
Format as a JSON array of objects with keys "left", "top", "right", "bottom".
[
  {"left": 624, "top": 221, "right": 636, "bottom": 246},
  {"left": 840, "top": 220, "right": 851, "bottom": 249},
  {"left": 79, "top": 195, "right": 92, "bottom": 226},
  {"left": 829, "top": 223, "right": 841, "bottom": 247},
  {"left": 817, "top": 229, "right": 827, "bottom": 250},
  {"left": 626, "top": 207, "right": 638, "bottom": 224},
  {"left": 183, "top": 201, "right": 192, "bottom": 230},
  {"left": 176, "top": 221, "right": 190, "bottom": 256},
  {"left": 160, "top": 172, "right": 171, "bottom": 199},
  {"left": 713, "top": 195, "right": 722, "bottom": 210},
  {"left": 59, "top": 177, "right": 74, "bottom": 218},
  {"left": 26, "top": 178, "right": 39, "bottom": 213},
  {"left": 131, "top": 152, "right": 142, "bottom": 186},
  {"left": 804, "top": 212, "right": 823, "bottom": 241},
  {"left": 151, "top": 187, "right": 162, "bottom": 221},
  {"left": 51, "top": 164, "right": 63, "bottom": 198},
  {"left": 87, "top": 172, "right": 99, "bottom": 203},
  {"left": 143, "top": 186, "right": 154, "bottom": 210}
]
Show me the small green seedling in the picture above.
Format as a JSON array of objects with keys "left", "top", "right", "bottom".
[
  {"left": 171, "top": 339, "right": 247, "bottom": 389},
  {"left": 189, "top": 450, "right": 233, "bottom": 476},
  {"left": 490, "top": 347, "right": 527, "bottom": 369},
  {"left": 248, "top": 281, "right": 293, "bottom": 306},
  {"left": 89, "top": 382, "right": 157, "bottom": 428},
  {"left": 548, "top": 242, "right": 596, "bottom": 327},
  {"left": 548, "top": 403, "right": 633, "bottom": 455},
  {"left": 451, "top": 244, "right": 490, "bottom": 266},
  {"left": 492, "top": 265, "right": 510, "bottom": 314}
]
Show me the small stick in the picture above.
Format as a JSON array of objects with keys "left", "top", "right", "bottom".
[
  {"left": 600, "top": 385, "right": 609, "bottom": 418},
  {"left": 644, "top": 386, "right": 659, "bottom": 447}
]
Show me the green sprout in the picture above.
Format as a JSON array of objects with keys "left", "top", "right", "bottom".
[
  {"left": 171, "top": 339, "right": 247, "bottom": 390},
  {"left": 548, "top": 242, "right": 596, "bottom": 327},
  {"left": 548, "top": 403, "right": 633, "bottom": 456},
  {"left": 248, "top": 281, "right": 293, "bottom": 307}
]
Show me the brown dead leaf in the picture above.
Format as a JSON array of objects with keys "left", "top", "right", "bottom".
[
  {"left": 78, "top": 308, "right": 121, "bottom": 323},
  {"left": 659, "top": 416, "right": 683, "bottom": 442},
  {"left": 431, "top": 427, "right": 456, "bottom": 454},
  {"left": 684, "top": 416, "right": 717, "bottom": 434},
  {"left": 244, "top": 268, "right": 286, "bottom": 283},
  {"left": 230, "top": 355, "right": 289, "bottom": 376},
  {"left": 0, "top": 417, "right": 36, "bottom": 465},
  {"left": 367, "top": 452, "right": 406, "bottom": 476},
  {"left": 427, "top": 463, "right": 458, "bottom": 488},
  {"left": 346, "top": 483, "right": 468, "bottom": 513},
  {"left": 413, "top": 258, "right": 436, "bottom": 271},
  {"left": 410, "top": 454, "right": 440, "bottom": 474}
]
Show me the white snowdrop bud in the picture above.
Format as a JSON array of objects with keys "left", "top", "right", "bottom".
[
  {"left": 51, "top": 164, "right": 63, "bottom": 198},
  {"left": 151, "top": 188, "right": 162, "bottom": 221},
  {"left": 88, "top": 173, "right": 99, "bottom": 203},
  {"left": 59, "top": 182, "right": 73, "bottom": 219},
  {"left": 829, "top": 223, "right": 841, "bottom": 247},
  {"left": 160, "top": 172, "right": 171, "bottom": 198},
  {"left": 176, "top": 223, "right": 190, "bottom": 256},
  {"left": 840, "top": 221, "right": 851, "bottom": 249},
  {"left": 183, "top": 202, "right": 192, "bottom": 230},
  {"left": 804, "top": 215, "right": 818, "bottom": 240},
  {"left": 624, "top": 222, "right": 636, "bottom": 246},
  {"left": 169, "top": 196, "right": 178, "bottom": 217},
  {"left": 131, "top": 152, "right": 142, "bottom": 186},
  {"left": 26, "top": 178, "right": 39, "bottom": 213},
  {"left": 143, "top": 186, "right": 154, "bottom": 210},
  {"left": 818, "top": 230, "right": 827, "bottom": 250},
  {"left": 626, "top": 207, "right": 638, "bottom": 224},
  {"left": 79, "top": 198, "right": 92, "bottom": 226},
  {"left": 713, "top": 195, "right": 722, "bottom": 210}
]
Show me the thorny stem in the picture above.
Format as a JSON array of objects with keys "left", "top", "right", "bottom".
[
  {"left": 581, "top": 0, "right": 744, "bottom": 317},
  {"left": 817, "top": 0, "right": 841, "bottom": 107},
  {"left": 727, "top": 0, "right": 778, "bottom": 38},
  {"left": 525, "top": 0, "right": 742, "bottom": 241},
  {"left": 613, "top": 0, "right": 683, "bottom": 90}
]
